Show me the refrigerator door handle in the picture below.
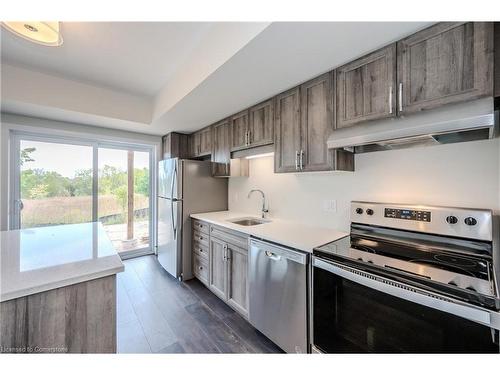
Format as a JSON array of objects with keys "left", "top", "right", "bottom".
[
  {"left": 170, "top": 162, "right": 177, "bottom": 200},
  {"left": 171, "top": 199, "right": 177, "bottom": 240}
]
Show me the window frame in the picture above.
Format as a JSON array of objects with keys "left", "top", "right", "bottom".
[{"left": 9, "top": 130, "right": 156, "bottom": 257}]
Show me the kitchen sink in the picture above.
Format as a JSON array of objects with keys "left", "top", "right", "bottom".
[{"left": 228, "top": 217, "right": 271, "bottom": 226}]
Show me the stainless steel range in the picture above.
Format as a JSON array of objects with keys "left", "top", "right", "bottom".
[{"left": 312, "top": 201, "right": 500, "bottom": 353}]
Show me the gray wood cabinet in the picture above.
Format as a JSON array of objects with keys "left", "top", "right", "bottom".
[
  {"left": 397, "top": 22, "right": 494, "bottom": 114},
  {"left": 199, "top": 126, "right": 213, "bottom": 156},
  {"left": 211, "top": 119, "right": 231, "bottom": 177},
  {"left": 208, "top": 236, "right": 227, "bottom": 300},
  {"left": 230, "top": 100, "right": 274, "bottom": 152},
  {"left": 248, "top": 99, "right": 274, "bottom": 147},
  {"left": 0, "top": 275, "right": 116, "bottom": 353},
  {"left": 230, "top": 110, "right": 249, "bottom": 151},
  {"left": 162, "top": 132, "right": 189, "bottom": 159},
  {"left": 300, "top": 72, "right": 336, "bottom": 171},
  {"left": 226, "top": 243, "right": 248, "bottom": 317},
  {"left": 274, "top": 86, "right": 302, "bottom": 173},
  {"left": 202, "top": 223, "right": 249, "bottom": 318},
  {"left": 189, "top": 126, "right": 213, "bottom": 158},
  {"left": 336, "top": 44, "right": 397, "bottom": 128},
  {"left": 275, "top": 76, "right": 354, "bottom": 173}
]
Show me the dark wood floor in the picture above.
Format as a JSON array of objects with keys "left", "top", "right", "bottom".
[{"left": 117, "top": 255, "right": 283, "bottom": 353}]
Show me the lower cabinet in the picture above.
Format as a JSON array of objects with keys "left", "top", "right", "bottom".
[
  {"left": 191, "top": 219, "right": 249, "bottom": 318},
  {"left": 225, "top": 244, "right": 248, "bottom": 317},
  {"left": 208, "top": 236, "right": 227, "bottom": 300}
]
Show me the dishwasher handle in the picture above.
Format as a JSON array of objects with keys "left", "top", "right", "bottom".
[{"left": 250, "top": 238, "right": 307, "bottom": 265}]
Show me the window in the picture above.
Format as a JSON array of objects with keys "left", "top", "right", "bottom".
[{"left": 10, "top": 132, "right": 155, "bottom": 257}]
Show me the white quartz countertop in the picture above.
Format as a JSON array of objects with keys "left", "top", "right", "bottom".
[
  {"left": 190, "top": 211, "right": 348, "bottom": 253},
  {"left": 1, "top": 222, "right": 124, "bottom": 302}
]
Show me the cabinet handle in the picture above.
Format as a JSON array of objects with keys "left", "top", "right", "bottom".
[
  {"left": 198, "top": 266, "right": 203, "bottom": 270},
  {"left": 388, "top": 85, "right": 393, "bottom": 114},
  {"left": 299, "top": 150, "right": 304, "bottom": 170},
  {"left": 398, "top": 82, "right": 403, "bottom": 112},
  {"left": 248, "top": 131, "right": 251, "bottom": 145},
  {"left": 295, "top": 150, "right": 299, "bottom": 170}
]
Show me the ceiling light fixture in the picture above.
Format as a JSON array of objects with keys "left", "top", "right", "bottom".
[{"left": 1, "top": 21, "right": 63, "bottom": 46}]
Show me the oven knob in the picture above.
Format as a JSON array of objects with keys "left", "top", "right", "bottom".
[
  {"left": 445, "top": 215, "right": 458, "bottom": 225},
  {"left": 355, "top": 208, "right": 363, "bottom": 215},
  {"left": 464, "top": 217, "right": 477, "bottom": 226},
  {"left": 366, "top": 209, "right": 374, "bottom": 216}
]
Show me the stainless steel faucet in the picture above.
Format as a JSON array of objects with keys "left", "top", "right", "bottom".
[{"left": 248, "top": 189, "right": 269, "bottom": 218}]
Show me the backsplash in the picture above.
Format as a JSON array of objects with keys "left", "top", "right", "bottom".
[{"left": 229, "top": 138, "right": 500, "bottom": 231}]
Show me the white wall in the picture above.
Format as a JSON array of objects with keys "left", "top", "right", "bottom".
[{"left": 229, "top": 139, "right": 500, "bottom": 232}]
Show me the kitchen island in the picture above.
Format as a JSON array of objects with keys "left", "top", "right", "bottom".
[{"left": 0, "top": 222, "right": 124, "bottom": 353}]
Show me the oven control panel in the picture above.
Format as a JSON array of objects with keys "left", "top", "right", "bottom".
[
  {"left": 351, "top": 201, "right": 493, "bottom": 242},
  {"left": 384, "top": 208, "right": 431, "bottom": 222}
]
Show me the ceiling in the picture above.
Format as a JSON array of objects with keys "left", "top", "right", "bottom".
[
  {"left": 1, "top": 22, "right": 213, "bottom": 96},
  {"left": 1, "top": 22, "right": 433, "bottom": 135}
]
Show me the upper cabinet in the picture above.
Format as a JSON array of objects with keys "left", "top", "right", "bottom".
[
  {"left": 230, "top": 100, "right": 274, "bottom": 152},
  {"left": 275, "top": 74, "right": 354, "bottom": 173},
  {"left": 199, "top": 126, "right": 213, "bottom": 156},
  {"left": 230, "top": 110, "right": 249, "bottom": 151},
  {"left": 189, "top": 126, "right": 213, "bottom": 158},
  {"left": 212, "top": 119, "right": 231, "bottom": 177},
  {"left": 162, "top": 132, "right": 189, "bottom": 159},
  {"left": 300, "top": 72, "right": 335, "bottom": 171},
  {"left": 248, "top": 99, "right": 274, "bottom": 147},
  {"left": 337, "top": 44, "right": 397, "bottom": 128},
  {"left": 397, "top": 22, "right": 493, "bottom": 114},
  {"left": 274, "top": 87, "right": 302, "bottom": 173}
]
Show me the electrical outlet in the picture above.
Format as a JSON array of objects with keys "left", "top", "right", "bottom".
[{"left": 323, "top": 199, "right": 337, "bottom": 213}]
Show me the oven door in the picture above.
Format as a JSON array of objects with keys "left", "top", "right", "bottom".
[{"left": 312, "top": 257, "right": 500, "bottom": 353}]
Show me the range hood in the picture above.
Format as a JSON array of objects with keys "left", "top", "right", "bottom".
[{"left": 327, "top": 98, "right": 498, "bottom": 153}]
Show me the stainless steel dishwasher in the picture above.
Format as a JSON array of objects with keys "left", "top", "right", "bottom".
[{"left": 248, "top": 238, "right": 308, "bottom": 353}]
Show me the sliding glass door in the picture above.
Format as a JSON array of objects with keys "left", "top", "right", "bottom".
[
  {"left": 11, "top": 133, "right": 154, "bottom": 257},
  {"left": 18, "top": 139, "right": 94, "bottom": 229},
  {"left": 98, "top": 147, "right": 150, "bottom": 254}
]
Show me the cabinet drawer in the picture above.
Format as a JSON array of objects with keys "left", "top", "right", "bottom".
[
  {"left": 193, "top": 255, "right": 209, "bottom": 285},
  {"left": 192, "top": 229, "right": 209, "bottom": 247},
  {"left": 210, "top": 225, "right": 248, "bottom": 249},
  {"left": 192, "top": 240, "right": 209, "bottom": 260},
  {"left": 192, "top": 219, "right": 209, "bottom": 235}
]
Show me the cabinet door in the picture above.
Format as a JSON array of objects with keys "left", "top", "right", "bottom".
[
  {"left": 248, "top": 99, "right": 274, "bottom": 147},
  {"left": 397, "top": 22, "right": 493, "bottom": 114},
  {"left": 226, "top": 244, "right": 248, "bottom": 318},
  {"left": 162, "top": 133, "right": 172, "bottom": 159},
  {"left": 212, "top": 119, "right": 230, "bottom": 176},
  {"left": 274, "top": 87, "right": 301, "bottom": 173},
  {"left": 230, "top": 110, "right": 249, "bottom": 151},
  {"left": 199, "top": 127, "right": 213, "bottom": 156},
  {"left": 189, "top": 132, "right": 201, "bottom": 157},
  {"left": 209, "top": 237, "right": 227, "bottom": 300},
  {"left": 300, "top": 72, "right": 335, "bottom": 172},
  {"left": 336, "top": 44, "right": 397, "bottom": 128}
]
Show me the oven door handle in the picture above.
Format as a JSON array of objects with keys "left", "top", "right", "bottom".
[{"left": 313, "top": 257, "right": 500, "bottom": 330}]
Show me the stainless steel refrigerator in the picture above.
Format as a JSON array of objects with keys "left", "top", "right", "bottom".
[{"left": 157, "top": 159, "right": 227, "bottom": 279}]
